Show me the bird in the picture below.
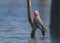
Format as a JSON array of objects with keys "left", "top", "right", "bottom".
[{"left": 33, "top": 10, "right": 47, "bottom": 36}]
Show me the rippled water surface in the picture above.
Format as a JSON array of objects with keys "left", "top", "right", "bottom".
[{"left": 0, "top": 0, "right": 51, "bottom": 43}]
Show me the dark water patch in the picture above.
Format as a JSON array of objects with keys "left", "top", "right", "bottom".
[
  {"left": 0, "top": 36, "right": 7, "bottom": 41},
  {"left": 0, "top": 18, "right": 4, "bottom": 21}
]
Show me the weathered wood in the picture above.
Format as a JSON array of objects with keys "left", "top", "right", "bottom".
[
  {"left": 50, "top": 0, "right": 60, "bottom": 43},
  {"left": 27, "top": 0, "right": 33, "bottom": 24}
]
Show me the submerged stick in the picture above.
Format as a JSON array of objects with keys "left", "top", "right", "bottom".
[{"left": 27, "top": 0, "right": 36, "bottom": 39}]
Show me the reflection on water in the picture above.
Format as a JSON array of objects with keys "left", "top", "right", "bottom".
[{"left": 0, "top": 0, "right": 51, "bottom": 43}]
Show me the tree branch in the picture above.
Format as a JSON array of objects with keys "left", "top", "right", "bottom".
[{"left": 27, "top": 0, "right": 33, "bottom": 24}]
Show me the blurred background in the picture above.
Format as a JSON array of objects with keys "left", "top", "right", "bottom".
[{"left": 0, "top": 0, "right": 52, "bottom": 43}]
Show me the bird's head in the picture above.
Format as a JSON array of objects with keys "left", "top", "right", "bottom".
[{"left": 34, "top": 10, "right": 40, "bottom": 17}]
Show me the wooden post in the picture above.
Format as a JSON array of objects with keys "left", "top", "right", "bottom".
[{"left": 50, "top": 0, "right": 60, "bottom": 43}]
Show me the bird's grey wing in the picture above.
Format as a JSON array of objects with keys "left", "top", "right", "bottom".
[{"left": 37, "top": 18, "right": 47, "bottom": 32}]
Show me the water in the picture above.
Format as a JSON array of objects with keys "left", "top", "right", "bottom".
[{"left": 0, "top": 0, "right": 51, "bottom": 43}]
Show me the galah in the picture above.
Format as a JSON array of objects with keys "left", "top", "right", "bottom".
[{"left": 33, "top": 10, "right": 47, "bottom": 36}]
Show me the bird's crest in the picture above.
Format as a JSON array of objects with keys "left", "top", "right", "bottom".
[{"left": 34, "top": 10, "right": 40, "bottom": 17}]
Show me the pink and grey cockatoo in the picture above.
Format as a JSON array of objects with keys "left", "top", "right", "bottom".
[{"left": 33, "top": 10, "right": 47, "bottom": 36}]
